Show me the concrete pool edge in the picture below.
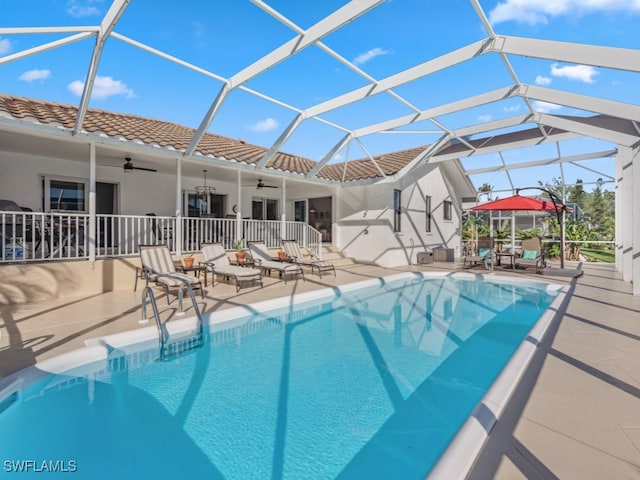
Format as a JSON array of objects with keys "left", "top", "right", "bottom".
[
  {"left": 426, "top": 279, "right": 569, "bottom": 480},
  {"left": 0, "top": 270, "right": 567, "bottom": 478}
]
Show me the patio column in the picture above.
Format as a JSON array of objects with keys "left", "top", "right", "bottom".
[
  {"left": 236, "top": 170, "right": 242, "bottom": 245},
  {"left": 618, "top": 147, "right": 634, "bottom": 284},
  {"left": 634, "top": 146, "right": 640, "bottom": 295},
  {"left": 175, "top": 158, "right": 182, "bottom": 255},
  {"left": 615, "top": 149, "right": 623, "bottom": 269},
  {"left": 88, "top": 143, "right": 96, "bottom": 262},
  {"left": 280, "top": 177, "right": 286, "bottom": 241},
  {"left": 621, "top": 145, "right": 640, "bottom": 295}
]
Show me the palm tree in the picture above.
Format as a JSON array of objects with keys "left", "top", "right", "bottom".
[
  {"left": 478, "top": 183, "right": 493, "bottom": 201},
  {"left": 462, "top": 213, "right": 487, "bottom": 255}
]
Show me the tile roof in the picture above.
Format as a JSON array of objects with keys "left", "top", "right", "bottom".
[{"left": 0, "top": 94, "right": 430, "bottom": 182}]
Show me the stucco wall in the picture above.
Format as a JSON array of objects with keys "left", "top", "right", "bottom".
[
  {"left": 0, "top": 151, "right": 335, "bottom": 219},
  {"left": 336, "top": 164, "right": 461, "bottom": 267}
]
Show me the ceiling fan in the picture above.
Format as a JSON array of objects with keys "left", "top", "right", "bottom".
[
  {"left": 244, "top": 179, "right": 278, "bottom": 189},
  {"left": 123, "top": 157, "right": 157, "bottom": 173}
]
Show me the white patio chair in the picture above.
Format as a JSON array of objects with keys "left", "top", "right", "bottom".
[
  {"left": 247, "top": 241, "right": 304, "bottom": 284},
  {"left": 201, "top": 243, "right": 263, "bottom": 292}
]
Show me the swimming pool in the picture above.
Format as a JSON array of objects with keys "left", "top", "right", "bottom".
[{"left": 0, "top": 273, "right": 564, "bottom": 479}]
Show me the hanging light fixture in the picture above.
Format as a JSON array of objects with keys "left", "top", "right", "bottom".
[{"left": 195, "top": 169, "right": 216, "bottom": 198}]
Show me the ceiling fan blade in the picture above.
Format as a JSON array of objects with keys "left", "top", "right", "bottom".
[
  {"left": 263, "top": 185, "right": 278, "bottom": 188},
  {"left": 133, "top": 166, "right": 157, "bottom": 172}
]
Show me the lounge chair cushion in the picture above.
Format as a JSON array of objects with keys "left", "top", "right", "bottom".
[
  {"left": 522, "top": 249, "right": 538, "bottom": 260},
  {"left": 155, "top": 272, "right": 201, "bottom": 287}
]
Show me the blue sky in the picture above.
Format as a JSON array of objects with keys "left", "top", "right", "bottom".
[{"left": 1, "top": 0, "right": 638, "bottom": 194}]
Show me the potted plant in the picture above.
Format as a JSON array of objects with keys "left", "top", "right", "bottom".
[
  {"left": 277, "top": 249, "right": 287, "bottom": 261},
  {"left": 235, "top": 240, "right": 246, "bottom": 263},
  {"left": 182, "top": 253, "right": 195, "bottom": 268}
]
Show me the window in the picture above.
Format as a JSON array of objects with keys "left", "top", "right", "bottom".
[
  {"left": 425, "top": 195, "right": 432, "bottom": 232},
  {"left": 443, "top": 200, "right": 452, "bottom": 221},
  {"left": 393, "top": 189, "right": 402, "bottom": 232},
  {"left": 294, "top": 200, "right": 306, "bottom": 222},
  {"left": 43, "top": 176, "right": 87, "bottom": 212},
  {"left": 252, "top": 198, "right": 278, "bottom": 220},
  {"left": 186, "top": 193, "right": 227, "bottom": 217}
]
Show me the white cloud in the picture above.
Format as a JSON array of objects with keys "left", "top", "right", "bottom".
[
  {"left": 478, "top": 114, "right": 492, "bottom": 122},
  {"left": 550, "top": 63, "right": 598, "bottom": 83},
  {"left": 67, "top": 75, "right": 135, "bottom": 99},
  {"left": 532, "top": 100, "right": 562, "bottom": 113},
  {"left": 19, "top": 69, "right": 52, "bottom": 83},
  {"left": 66, "top": 0, "right": 104, "bottom": 18},
  {"left": 247, "top": 118, "right": 278, "bottom": 133},
  {"left": 503, "top": 104, "right": 521, "bottom": 112},
  {"left": 489, "top": 0, "right": 640, "bottom": 25},
  {"left": 0, "top": 37, "right": 11, "bottom": 55},
  {"left": 535, "top": 75, "right": 552, "bottom": 86},
  {"left": 353, "top": 47, "right": 391, "bottom": 65}
]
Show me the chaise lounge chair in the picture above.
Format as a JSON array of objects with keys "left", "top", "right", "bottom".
[
  {"left": 247, "top": 241, "right": 305, "bottom": 284},
  {"left": 463, "top": 237, "right": 494, "bottom": 270},
  {"left": 282, "top": 239, "right": 335, "bottom": 278},
  {"left": 201, "top": 243, "right": 263, "bottom": 292},
  {"left": 139, "top": 244, "right": 204, "bottom": 306},
  {"left": 515, "top": 237, "right": 544, "bottom": 273}
]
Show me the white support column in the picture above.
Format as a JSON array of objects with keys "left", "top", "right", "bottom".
[
  {"left": 175, "top": 158, "right": 182, "bottom": 255},
  {"left": 632, "top": 147, "right": 640, "bottom": 295},
  {"left": 619, "top": 147, "right": 634, "bottom": 283},
  {"left": 88, "top": 144, "right": 96, "bottom": 263},
  {"left": 615, "top": 149, "right": 624, "bottom": 270},
  {"left": 334, "top": 185, "right": 341, "bottom": 250},
  {"left": 236, "top": 170, "right": 242, "bottom": 245},
  {"left": 280, "top": 177, "right": 286, "bottom": 240}
]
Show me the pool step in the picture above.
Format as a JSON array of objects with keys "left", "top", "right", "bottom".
[{"left": 160, "top": 332, "right": 205, "bottom": 361}]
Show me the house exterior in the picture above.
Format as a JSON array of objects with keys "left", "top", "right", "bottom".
[{"left": 0, "top": 94, "right": 474, "bottom": 277}]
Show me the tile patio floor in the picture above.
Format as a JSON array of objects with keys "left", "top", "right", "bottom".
[{"left": 1, "top": 260, "right": 639, "bottom": 479}]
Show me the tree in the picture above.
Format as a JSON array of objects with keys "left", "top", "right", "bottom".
[
  {"left": 462, "top": 213, "right": 487, "bottom": 254},
  {"left": 567, "top": 179, "right": 587, "bottom": 209},
  {"left": 537, "top": 177, "right": 563, "bottom": 200},
  {"left": 478, "top": 183, "right": 493, "bottom": 201}
]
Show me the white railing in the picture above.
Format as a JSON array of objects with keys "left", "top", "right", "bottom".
[
  {"left": 182, "top": 217, "right": 236, "bottom": 251},
  {"left": 1, "top": 211, "right": 322, "bottom": 262},
  {"left": 461, "top": 238, "right": 615, "bottom": 258},
  {"left": 1, "top": 211, "right": 90, "bottom": 261}
]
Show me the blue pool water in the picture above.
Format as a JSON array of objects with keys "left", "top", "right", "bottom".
[{"left": 0, "top": 275, "right": 557, "bottom": 479}]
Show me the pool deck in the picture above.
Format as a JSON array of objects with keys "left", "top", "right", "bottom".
[{"left": 1, "top": 260, "right": 640, "bottom": 478}]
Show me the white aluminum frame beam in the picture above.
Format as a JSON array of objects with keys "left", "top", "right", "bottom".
[
  {"left": 536, "top": 113, "right": 640, "bottom": 147},
  {"left": 185, "top": 0, "right": 383, "bottom": 156},
  {"left": 465, "top": 149, "right": 617, "bottom": 175},
  {"left": 73, "top": 0, "right": 131, "bottom": 135},
  {"left": 0, "top": 32, "right": 96, "bottom": 66},
  {"left": 431, "top": 131, "right": 580, "bottom": 163},
  {"left": 521, "top": 85, "right": 640, "bottom": 122},
  {"left": 352, "top": 86, "right": 518, "bottom": 138},
  {"left": 305, "top": 38, "right": 492, "bottom": 119},
  {"left": 306, "top": 133, "right": 352, "bottom": 178},
  {"left": 491, "top": 35, "right": 640, "bottom": 74}
]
